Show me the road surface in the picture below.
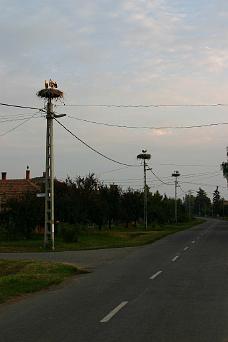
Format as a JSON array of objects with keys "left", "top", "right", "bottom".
[{"left": 1, "top": 218, "right": 228, "bottom": 342}]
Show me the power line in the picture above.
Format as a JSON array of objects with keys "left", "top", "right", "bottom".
[
  {"left": 179, "top": 184, "right": 188, "bottom": 195},
  {"left": 54, "top": 118, "right": 140, "bottom": 167},
  {"left": 101, "top": 171, "right": 221, "bottom": 185},
  {"left": 0, "top": 114, "right": 38, "bottom": 137},
  {"left": 177, "top": 172, "right": 220, "bottom": 180},
  {"left": 0, "top": 112, "right": 39, "bottom": 117},
  {"left": 180, "top": 181, "right": 227, "bottom": 189},
  {"left": 0, "top": 116, "right": 41, "bottom": 124},
  {"left": 147, "top": 167, "right": 173, "bottom": 185},
  {"left": 65, "top": 114, "right": 228, "bottom": 130},
  {"left": 57, "top": 103, "right": 228, "bottom": 108},
  {"left": 98, "top": 166, "right": 130, "bottom": 175},
  {"left": 148, "top": 170, "right": 219, "bottom": 180},
  {"left": 0, "top": 102, "right": 44, "bottom": 111},
  {"left": 158, "top": 163, "right": 217, "bottom": 167}
]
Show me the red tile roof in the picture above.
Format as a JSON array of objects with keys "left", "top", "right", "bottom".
[{"left": 0, "top": 179, "right": 41, "bottom": 200}]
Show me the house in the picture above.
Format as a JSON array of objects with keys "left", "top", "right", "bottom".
[{"left": 0, "top": 167, "right": 43, "bottom": 212}]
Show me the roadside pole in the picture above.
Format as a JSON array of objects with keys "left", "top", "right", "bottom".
[
  {"left": 172, "top": 170, "right": 180, "bottom": 224},
  {"left": 137, "top": 150, "right": 151, "bottom": 230},
  {"left": 37, "top": 80, "right": 65, "bottom": 250}
]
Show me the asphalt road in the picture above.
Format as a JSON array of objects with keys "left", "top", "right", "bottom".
[{"left": 1, "top": 218, "right": 228, "bottom": 342}]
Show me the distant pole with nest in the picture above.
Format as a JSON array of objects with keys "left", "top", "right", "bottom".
[
  {"left": 221, "top": 146, "right": 228, "bottom": 189},
  {"left": 137, "top": 150, "right": 151, "bottom": 230},
  {"left": 37, "top": 80, "right": 65, "bottom": 250},
  {"left": 172, "top": 170, "right": 180, "bottom": 224}
]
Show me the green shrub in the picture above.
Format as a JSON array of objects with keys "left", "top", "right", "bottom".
[{"left": 60, "top": 223, "right": 79, "bottom": 243}]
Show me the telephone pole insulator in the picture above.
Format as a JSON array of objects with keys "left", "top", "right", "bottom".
[{"left": 37, "top": 80, "right": 65, "bottom": 250}]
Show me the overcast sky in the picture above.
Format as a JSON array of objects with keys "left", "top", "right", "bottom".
[{"left": 1, "top": 0, "right": 228, "bottom": 199}]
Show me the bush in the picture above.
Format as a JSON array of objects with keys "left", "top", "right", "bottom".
[{"left": 60, "top": 223, "right": 79, "bottom": 243}]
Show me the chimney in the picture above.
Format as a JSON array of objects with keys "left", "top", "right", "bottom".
[
  {"left": 26, "top": 166, "right": 30, "bottom": 180},
  {"left": 2, "top": 172, "right": 7, "bottom": 180}
]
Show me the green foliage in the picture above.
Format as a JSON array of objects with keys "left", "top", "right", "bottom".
[
  {"left": 60, "top": 223, "right": 79, "bottom": 243},
  {"left": 212, "top": 186, "right": 223, "bottom": 217},
  {"left": 194, "top": 188, "right": 211, "bottom": 216},
  {"left": 0, "top": 173, "right": 200, "bottom": 240},
  {"left": 0, "top": 192, "right": 44, "bottom": 240},
  {"left": 0, "top": 260, "right": 79, "bottom": 303},
  {"left": 221, "top": 162, "right": 228, "bottom": 181},
  {"left": 0, "top": 219, "right": 204, "bottom": 252}
]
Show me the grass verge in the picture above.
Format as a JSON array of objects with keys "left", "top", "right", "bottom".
[
  {"left": 0, "top": 260, "right": 82, "bottom": 304},
  {"left": 0, "top": 218, "right": 205, "bottom": 252}
]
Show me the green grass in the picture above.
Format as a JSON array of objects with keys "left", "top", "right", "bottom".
[
  {"left": 0, "top": 260, "right": 82, "bottom": 304},
  {"left": 0, "top": 218, "right": 204, "bottom": 252}
]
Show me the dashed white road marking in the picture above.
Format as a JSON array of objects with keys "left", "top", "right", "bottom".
[
  {"left": 191, "top": 240, "right": 196, "bottom": 244},
  {"left": 172, "top": 255, "right": 179, "bottom": 262},
  {"left": 100, "top": 301, "right": 128, "bottom": 323},
  {"left": 184, "top": 246, "right": 189, "bottom": 251},
  {"left": 150, "top": 270, "right": 163, "bottom": 280}
]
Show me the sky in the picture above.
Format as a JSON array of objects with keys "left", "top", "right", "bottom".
[{"left": 1, "top": 0, "right": 228, "bottom": 199}]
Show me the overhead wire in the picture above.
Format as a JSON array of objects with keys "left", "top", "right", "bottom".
[
  {"left": 65, "top": 114, "right": 228, "bottom": 130},
  {"left": 0, "top": 113, "right": 40, "bottom": 137},
  {"left": 57, "top": 103, "right": 228, "bottom": 108},
  {"left": 0, "top": 102, "right": 44, "bottom": 111},
  {"left": 179, "top": 184, "right": 188, "bottom": 195},
  {"left": 97, "top": 166, "right": 130, "bottom": 176},
  {"left": 147, "top": 166, "right": 173, "bottom": 186},
  {"left": 100, "top": 171, "right": 221, "bottom": 187},
  {"left": 179, "top": 180, "right": 227, "bottom": 189},
  {"left": 54, "top": 118, "right": 140, "bottom": 167},
  {"left": 158, "top": 163, "right": 217, "bottom": 167},
  {"left": 0, "top": 113, "right": 42, "bottom": 124},
  {"left": 0, "top": 112, "right": 39, "bottom": 117}
]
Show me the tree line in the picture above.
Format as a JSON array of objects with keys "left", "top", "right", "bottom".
[{"left": 0, "top": 174, "right": 226, "bottom": 239}]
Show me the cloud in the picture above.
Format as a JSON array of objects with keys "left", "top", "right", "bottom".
[
  {"left": 0, "top": 0, "right": 228, "bottom": 198},
  {"left": 200, "top": 48, "right": 228, "bottom": 72}
]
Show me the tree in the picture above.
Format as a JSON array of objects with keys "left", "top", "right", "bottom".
[
  {"left": 99, "top": 184, "right": 121, "bottom": 229},
  {"left": 121, "top": 188, "right": 143, "bottom": 227},
  {"left": 212, "top": 186, "right": 222, "bottom": 217},
  {"left": 6, "top": 192, "right": 44, "bottom": 239},
  {"left": 183, "top": 193, "right": 195, "bottom": 220},
  {"left": 194, "top": 188, "right": 211, "bottom": 216},
  {"left": 221, "top": 161, "right": 228, "bottom": 186}
]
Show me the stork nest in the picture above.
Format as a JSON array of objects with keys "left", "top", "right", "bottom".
[
  {"left": 137, "top": 153, "right": 151, "bottom": 160},
  {"left": 37, "top": 88, "right": 64, "bottom": 99},
  {"left": 221, "top": 162, "right": 228, "bottom": 179}
]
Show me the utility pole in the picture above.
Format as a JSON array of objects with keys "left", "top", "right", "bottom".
[
  {"left": 188, "top": 190, "right": 192, "bottom": 220},
  {"left": 137, "top": 150, "right": 151, "bottom": 230},
  {"left": 45, "top": 97, "right": 54, "bottom": 249},
  {"left": 37, "top": 80, "right": 65, "bottom": 250},
  {"left": 172, "top": 170, "right": 180, "bottom": 224}
]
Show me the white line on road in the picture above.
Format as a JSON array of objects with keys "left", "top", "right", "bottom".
[
  {"left": 191, "top": 240, "right": 196, "bottom": 244},
  {"left": 172, "top": 255, "right": 179, "bottom": 262},
  {"left": 150, "top": 270, "right": 163, "bottom": 280},
  {"left": 100, "top": 301, "right": 128, "bottom": 323},
  {"left": 184, "top": 246, "right": 189, "bottom": 251}
]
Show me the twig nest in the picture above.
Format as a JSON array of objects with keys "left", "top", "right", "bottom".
[
  {"left": 137, "top": 153, "right": 151, "bottom": 160},
  {"left": 37, "top": 88, "right": 63, "bottom": 99},
  {"left": 221, "top": 162, "right": 228, "bottom": 178}
]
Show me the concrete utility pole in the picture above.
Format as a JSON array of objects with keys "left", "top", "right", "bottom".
[
  {"left": 137, "top": 150, "right": 151, "bottom": 230},
  {"left": 188, "top": 190, "right": 192, "bottom": 220},
  {"left": 37, "top": 80, "right": 65, "bottom": 250},
  {"left": 45, "top": 97, "right": 54, "bottom": 249},
  {"left": 172, "top": 170, "right": 180, "bottom": 224}
]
